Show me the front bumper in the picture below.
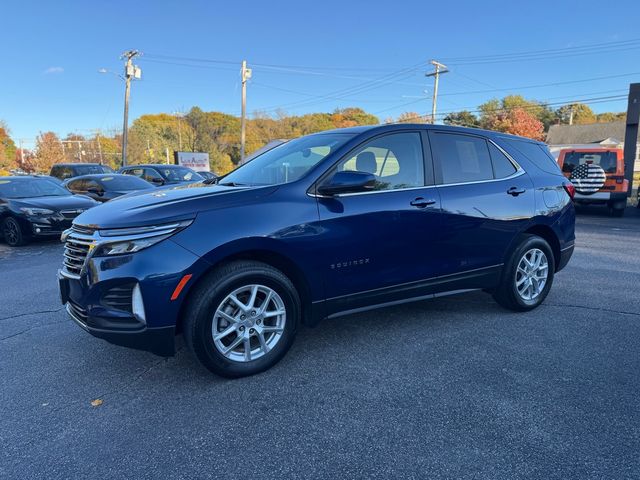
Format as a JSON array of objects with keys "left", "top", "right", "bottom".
[
  {"left": 63, "top": 297, "right": 175, "bottom": 356},
  {"left": 58, "top": 237, "right": 209, "bottom": 357},
  {"left": 24, "top": 215, "right": 75, "bottom": 236}
]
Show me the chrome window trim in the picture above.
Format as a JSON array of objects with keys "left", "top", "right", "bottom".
[{"left": 308, "top": 134, "right": 527, "bottom": 198}]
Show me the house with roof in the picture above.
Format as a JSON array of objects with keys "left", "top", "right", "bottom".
[{"left": 546, "top": 121, "right": 640, "bottom": 171}]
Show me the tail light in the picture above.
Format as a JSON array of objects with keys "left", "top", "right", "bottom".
[{"left": 563, "top": 182, "right": 575, "bottom": 200}]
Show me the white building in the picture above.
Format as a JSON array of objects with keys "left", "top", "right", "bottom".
[{"left": 546, "top": 121, "right": 640, "bottom": 171}]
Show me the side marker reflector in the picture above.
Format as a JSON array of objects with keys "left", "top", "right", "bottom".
[{"left": 171, "top": 274, "right": 193, "bottom": 301}]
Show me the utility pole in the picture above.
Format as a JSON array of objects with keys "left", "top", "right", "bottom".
[
  {"left": 426, "top": 60, "right": 449, "bottom": 124},
  {"left": 95, "top": 132, "right": 103, "bottom": 164},
  {"left": 18, "top": 139, "right": 24, "bottom": 168},
  {"left": 240, "top": 60, "right": 252, "bottom": 162},
  {"left": 569, "top": 106, "right": 574, "bottom": 125},
  {"left": 120, "top": 50, "right": 141, "bottom": 167}
]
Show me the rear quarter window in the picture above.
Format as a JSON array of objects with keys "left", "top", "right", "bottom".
[{"left": 502, "top": 139, "right": 561, "bottom": 175}]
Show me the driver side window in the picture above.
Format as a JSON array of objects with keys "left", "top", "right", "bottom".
[{"left": 335, "top": 132, "right": 425, "bottom": 191}]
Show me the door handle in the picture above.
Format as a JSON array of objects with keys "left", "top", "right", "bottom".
[
  {"left": 410, "top": 197, "right": 437, "bottom": 208},
  {"left": 507, "top": 187, "right": 526, "bottom": 197}
]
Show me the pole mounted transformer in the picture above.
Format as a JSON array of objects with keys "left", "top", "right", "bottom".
[{"left": 623, "top": 83, "right": 639, "bottom": 197}]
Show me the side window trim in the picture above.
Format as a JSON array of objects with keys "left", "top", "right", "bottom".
[
  {"left": 312, "top": 130, "right": 434, "bottom": 197},
  {"left": 428, "top": 130, "right": 524, "bottom": 187}
]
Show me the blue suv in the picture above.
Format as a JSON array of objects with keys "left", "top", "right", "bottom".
[{"left": 58, "top": 124, "right": 575, "bottom": 378}]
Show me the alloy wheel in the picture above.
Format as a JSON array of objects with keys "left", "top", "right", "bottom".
[
  {"left": 3, "top": 219, "right": 20, "bottom": 246},
  {"left": 515, "top": 248, "right": 548, "bottom": 301},
  {"left": 211, "top": 284, "right": 286, "bottom": 362}
]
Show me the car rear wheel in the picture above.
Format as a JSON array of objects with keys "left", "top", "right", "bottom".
[
  {"left": 492, "top": 235, "right": 555, "bottom": 312},
  {"left": 2, "top": 217, "right": 27, "bottom": 247},
  {"left": 183, "top": 260, "right": 300, "bottom": 378}
]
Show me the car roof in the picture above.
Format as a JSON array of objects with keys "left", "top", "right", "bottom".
[
  {"left": 65, "top": 173, "right": 134, "bottom": 181},
  {"left": 316, "top": 123, "right": 546, "bottom": 145},
  {"left": 2, "top": 175, "right": 59, "bottom": 180},
  {"left": 52, "top": 163, "right": 107, "bottom": 167}
]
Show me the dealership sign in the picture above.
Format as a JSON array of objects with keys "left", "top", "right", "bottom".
[{"left": 174, "top": 151, "right": 210, "bottom": 172}]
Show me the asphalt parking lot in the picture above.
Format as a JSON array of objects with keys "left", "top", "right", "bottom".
[{"left": 1, "top": 207, "right": 639, "bottom": 479}]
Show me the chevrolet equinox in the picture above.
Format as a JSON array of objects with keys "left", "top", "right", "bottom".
[{"left": 58, "top": 124, "right": 576, "bottom": 378}]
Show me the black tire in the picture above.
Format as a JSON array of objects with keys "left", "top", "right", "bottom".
[
  {"left": 2, "top": 217, "right": 27, "bottom": 247},
  {"left": 492, "top": 234, "right": 555, "bottom": 312},
  {"left": 183, "top": 260, "right": 300, "bottom": 378}
]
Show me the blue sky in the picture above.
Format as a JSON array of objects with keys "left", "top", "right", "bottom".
[{"left": 2, "top": 0, "right": 640, "bottom": 148}]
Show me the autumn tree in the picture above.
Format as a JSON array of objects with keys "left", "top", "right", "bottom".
[
  {"left": 34, "top": 131, "right": 65, "bottom": 172},
  {"left": 479, "top": 95, "right": 554, "bottom": 129},
  {"left": 483, "top": 107, "right": 544, "bottom": 140},
  {"left": 0, "top": 121, "right": 17, "bottom": 172},
  {"left": 330, "top": 107, "right": 378, "bottom": 128},
  {"left": 396, "top": 112, "right": 428, "bottom": 123}
]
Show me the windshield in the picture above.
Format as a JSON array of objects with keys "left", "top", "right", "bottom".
[
  {"left": 562, "top": 151, "right": 618, "bottom": 174},
  {"left": 221, "top": 133, "right": 353, "bottom": 186},
  {"left": 0, "top": 178, "right": 71, "bottom": 198},
  {"left": 159, "top": 167, "right": 203, "bottom": 182},
  {"left": 100, "top": 175, "right": 153, "bottom": 191},
  {"left": 75, "top": 165, "right": 113, "bottom": 175}
]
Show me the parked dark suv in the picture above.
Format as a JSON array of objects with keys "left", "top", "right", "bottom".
[
  {"left": 50, "top": 163, "right": 114, "bottom": 181},
  {"left": 118, "top": 164, "right": 203, "bottom": 186},
  {"left": 58, "top": 124, "right": 575, "bottom": 378}
]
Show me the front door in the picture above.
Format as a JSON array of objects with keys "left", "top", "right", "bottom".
[{"left": 315, "top": 131, "right": 443, "bottom": 314}]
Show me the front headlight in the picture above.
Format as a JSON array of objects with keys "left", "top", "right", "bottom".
[
  {"left": 93, "top": 220, "right": 193, "bottom": 256},
  {"left": 20, "top": 207, "right": 55, "bottom": 216}
]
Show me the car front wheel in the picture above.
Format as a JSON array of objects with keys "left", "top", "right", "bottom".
[
  {"left": 183, "top": 260, "right": 300, "bottom": 378},
  {"left": 2, "top": 217, "right": 27, "bottom": 247},
  {"left": 492, "top": 235, "right": 555, "bottom": 311}
]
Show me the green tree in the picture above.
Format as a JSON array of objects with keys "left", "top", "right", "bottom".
[
  {"left": 556, "top": 103, "right": 596, "bottom": 125},
  {"left": 443, "top": 110, "right": 480, "bottom": 128}
]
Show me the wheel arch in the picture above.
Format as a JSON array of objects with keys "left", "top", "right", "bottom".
[
  {"left": 523, "top": 224, "right": 561, "bottom": 271},
  {"left": 175, "top": 243, "right": 317, "bottom": 334}
]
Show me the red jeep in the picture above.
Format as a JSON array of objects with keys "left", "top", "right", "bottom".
[{"left": 557, "top": 148, "right": 629, "bottom": 216}]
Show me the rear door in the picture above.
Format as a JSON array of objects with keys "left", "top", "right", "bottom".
[
  {"left": 316, "top": 131, "right": 443, "bottom": 313},
  {"left": 428, "top": 131, "right": 534, "bottom": 276}
]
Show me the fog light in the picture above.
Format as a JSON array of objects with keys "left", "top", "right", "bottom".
[
  {"left": 35, "top": 228, "right": 41, "bottom": 233},
  {"left": 132, "top": 283, "right": 146, "bottom": 325}
]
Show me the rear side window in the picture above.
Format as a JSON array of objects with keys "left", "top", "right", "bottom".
[
  {"left": 562, "top": 151, "right": 618, "bottom": 174},
  {"left": 431, "top": 133, "right": 493, "bottom": 184},
  {"left": 488, "top": 142, "right": 517, "bottom": 178},
  {"left": 504, "top": 139, "right": 561, "bottom": 175}
]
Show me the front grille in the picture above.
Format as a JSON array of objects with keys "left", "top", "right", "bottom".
[
  {"left": 101, "top": 283, "right": 134, "bottom": 313},
  {"left": 62, "top": 225, "right": 95, "bottom": 276}
]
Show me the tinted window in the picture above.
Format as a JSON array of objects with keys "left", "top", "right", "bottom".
[
  {"left": 0, "top": 178, "right": 71, "bottom": 198},
  {"left": 504, "top": 139, "right": 561, "bottom": 175},
  {"left": 488, "top": 142, "right": 517, "bottom": 178},
  {"left": 52, "top": 166, "right": 74, "bottom": 180},
  {"left": 125, "top": 168, "right": 145, "bottom": 178},
  {"left": 336, "top": 132, "right": 425, "bottom": 190},
  {"left": 157, "top": 167, "right": 202, "bottom": 182},
  {"left": 432, "top": 133, "right": 493, "bottom": 184},
  {"left": 143, "top": 168, "right": 164, "bottom": 182},
  {"left": 67, "top": 179, "right": 86, "bottom": 192},
  {"left": 100, "top": 175, "right": 152, "bottom": 190},
  {"left": 562, "top": 151, "right": 617, "bottom": 174}
]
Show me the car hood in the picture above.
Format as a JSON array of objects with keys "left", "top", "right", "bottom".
[
  {"left": 73, "top": 184, "right": 279, "bottom": 229},
  {"left": 10, "top": 195, "right": 98, "bottom": 211}
]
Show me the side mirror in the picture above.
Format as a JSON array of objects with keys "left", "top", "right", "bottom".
[
  {"left": 150, "top": 177, "right": 165, "bottom": 186},
  {"left": 317, "top": 171, "right": 377, "bottom": 196}
]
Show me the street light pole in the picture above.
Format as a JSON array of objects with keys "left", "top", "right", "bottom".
[
  {"left": 426, "top": 60, "right": 449, "bottom": 124},
  {"left": 120, "top": 50, "right": 140, "bottom": 167}
]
